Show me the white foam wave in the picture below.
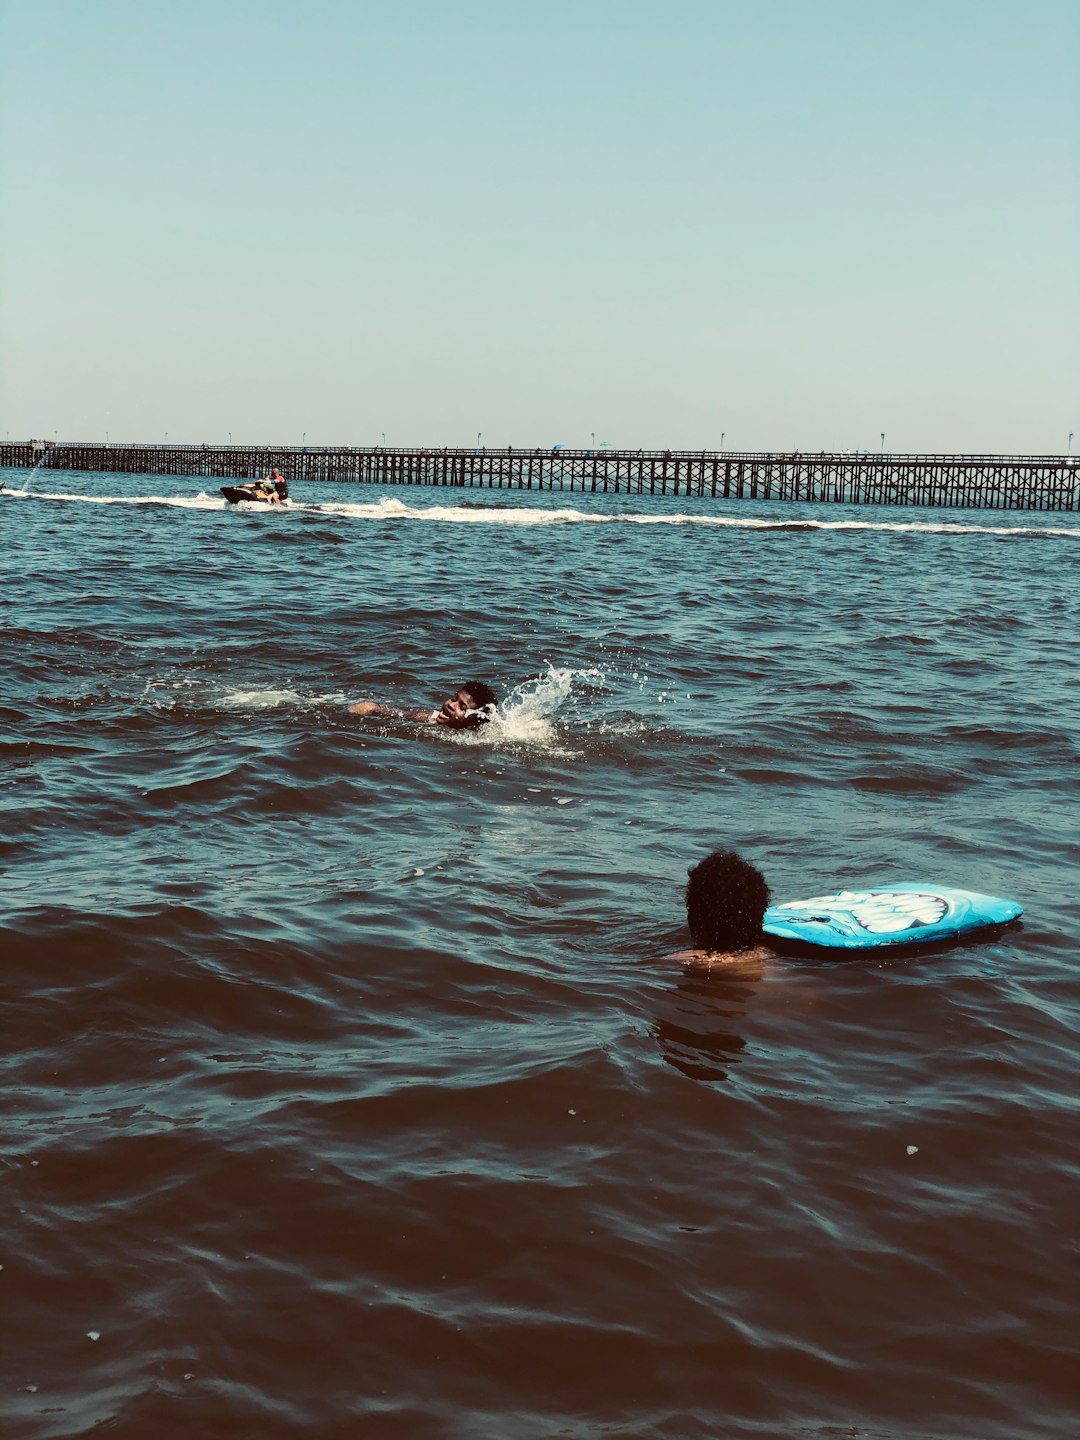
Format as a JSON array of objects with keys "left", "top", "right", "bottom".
[
  {"left": 4, "top": 485, "right": 1077, "bottom": 537},
  {"left": 218, "top": 687, "right": 350, "bottom": 711},
  {"left": 314, "top": 496, "right": 1078, "bottom": 538},
  {"left": 2, "top": 488, "right": 226, "bottom": 510},
  {"left": 220, "top": 688, "right": 307, "bottom": 710},
  {"left": 312, "top": 496, "right": 589, "bottom": 527},
  {"left": 144, "top": 676, "right": 349, "bottom": 712}
]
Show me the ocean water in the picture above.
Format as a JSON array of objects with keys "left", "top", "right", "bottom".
[{"left": 2, "top": 468, "right": 1078, "bottom": 1440}]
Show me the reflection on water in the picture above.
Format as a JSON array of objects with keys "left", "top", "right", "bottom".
[{"left": 654, "top": 957, "right": 765, "bottom": 1082}]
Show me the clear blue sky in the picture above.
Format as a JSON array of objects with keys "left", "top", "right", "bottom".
[{"left": 1, "top": 0, "right": 1077, "bottom": 451}]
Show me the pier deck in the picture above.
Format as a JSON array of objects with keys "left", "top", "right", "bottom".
[{"left": 2, "top": 442, "right": 1076, "bottom": 511}]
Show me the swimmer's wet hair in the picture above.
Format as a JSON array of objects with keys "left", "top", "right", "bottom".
[
  {"left": 685, "top": 848, "right": 771, "bottom": 953},
  {"left": 462, "top": 680, "right": 497, "bottom": 710}
]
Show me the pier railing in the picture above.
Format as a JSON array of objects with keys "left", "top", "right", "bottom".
[{"left": 2, "top": 442, "right": 1077, "bottom": 510}]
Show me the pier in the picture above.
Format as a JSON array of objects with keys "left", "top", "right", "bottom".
[{"left": 2, "top": 441, "right": 1077, "bottom": 511}]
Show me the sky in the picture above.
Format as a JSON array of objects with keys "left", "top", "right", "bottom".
[{"left": 1, "top": 0, "right": 1077, "bottom": 452}]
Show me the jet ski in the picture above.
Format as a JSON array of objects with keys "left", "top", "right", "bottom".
[{"left": 221, "top": 483, "right": 289, "bottom": 506}]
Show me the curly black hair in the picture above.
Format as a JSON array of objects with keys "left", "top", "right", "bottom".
[
  {"left": 462, "top": 680, "right": 497, "bottom": 710},
  {"left": 685, "top": 849, "right": 771, "bottom": 952}
]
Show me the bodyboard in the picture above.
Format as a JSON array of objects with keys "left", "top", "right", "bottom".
[{"left": 762, "top": 884, "right": 1022, "bottom": 951}]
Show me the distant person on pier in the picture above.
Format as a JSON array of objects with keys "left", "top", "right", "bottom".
[{"left": 348, "top": 680, "right": 498, "bottom": 731}]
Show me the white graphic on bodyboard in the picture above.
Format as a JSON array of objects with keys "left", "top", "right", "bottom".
[{"left": 783, "top": 891, "right": 948, "bottom": 935}]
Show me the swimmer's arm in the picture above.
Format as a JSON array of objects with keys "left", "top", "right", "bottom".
[
  {"left": 347, "top": 701, "right": 393, "bottom": 717},
  {"left": 347, "top": 702, "right": 436, "bottom": 721}
]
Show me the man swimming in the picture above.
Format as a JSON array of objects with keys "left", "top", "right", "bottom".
[{"left": 348, "top": 680, "right": 498, "bottom": 731}]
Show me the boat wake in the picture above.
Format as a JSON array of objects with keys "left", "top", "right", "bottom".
[{"left": 3, "top": 483, "right": 1078, "bottom": 538}]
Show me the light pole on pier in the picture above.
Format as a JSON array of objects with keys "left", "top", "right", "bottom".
[
  {"left": 1069, "top": 432, "right": 1074, "bottom": 455},
  {"left": 381, "top": 432, "right": 386, "bottom": 447},
  {"left": 477, "top": 432, "right": 482, "bottom": 447},
  {"left": 720, "top": 432, "right": 725, "bottom": 451},
  {"left": 880, "top": 432, "right": 885, "bottom": 453}
]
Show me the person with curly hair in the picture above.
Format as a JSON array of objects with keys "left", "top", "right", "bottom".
[{"left": 674, "top": 848, "right": 772, "bottom": 964}]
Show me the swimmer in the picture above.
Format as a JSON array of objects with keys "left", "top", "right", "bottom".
[
  {"left": 671, "top": 848, "right": 773, "bottom": 966},
  {"left": 348, "top": 680, "right": 498, "bottom": 731},
  {"left": 671, "top": 848, "right": 1021, "bottom": 963}
]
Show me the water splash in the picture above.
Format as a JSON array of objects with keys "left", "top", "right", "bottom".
[
  {"left": 2, "top": 454, "right": 48, "bottom": 497},
  {"left": 450, "top": 665, "right": 603, "bottom": 752}
]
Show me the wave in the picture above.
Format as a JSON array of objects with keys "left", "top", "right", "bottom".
[
  {"left": 4, "top": 485, "right": 1079, "bottom": 538},
  {"left": 283, "top": 495, "right": 1080, "bottom": 538},
  {"left": 217, "top": 687, "right": 348, "bottom": 711},
  {"left": 2, "top": 485, "right": 225, "bottom": 510},
  {"left": 142, "top": 677, "right": 350, "bottom": 715}
]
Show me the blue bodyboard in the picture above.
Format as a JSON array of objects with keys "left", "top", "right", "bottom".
[{"left": 762, "top": 884, "right": 1022, "bottom": 951}]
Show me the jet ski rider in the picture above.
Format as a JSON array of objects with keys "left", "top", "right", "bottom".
[{"left": 253, "top": 467, "right": 288, "bottom": 503}]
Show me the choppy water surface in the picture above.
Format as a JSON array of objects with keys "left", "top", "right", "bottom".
[{"left": 2, "top": 469, "right": 1078, "bottom": 1439}]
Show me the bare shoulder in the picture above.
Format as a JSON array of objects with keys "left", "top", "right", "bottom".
[{"left": 670, "top": 945, "right": 772, "bottom": 971}]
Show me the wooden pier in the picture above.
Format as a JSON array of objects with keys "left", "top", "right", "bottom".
[{"left": 2, "top": 441, "right": 1077, "bottom": 511}]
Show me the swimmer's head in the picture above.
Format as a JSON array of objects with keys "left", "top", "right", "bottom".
[
  {"left": 685, "top": 848, "right": 770, "bottom": 953},
  {"left": 436, "top": 680, "right": 498, "bottom": 730}
]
